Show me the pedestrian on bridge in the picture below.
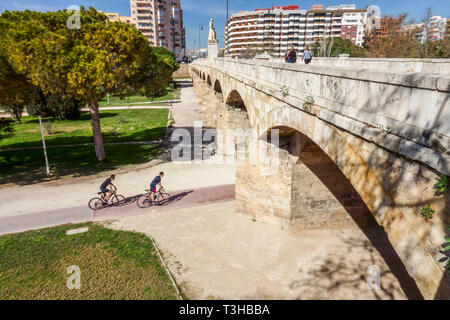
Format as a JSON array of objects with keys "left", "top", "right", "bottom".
[
  {"left": 302, "top": 46, "right": 313, "bottom": 65},
  {"left": 285, "top": 47, "right": 297, "bottom": 64}
]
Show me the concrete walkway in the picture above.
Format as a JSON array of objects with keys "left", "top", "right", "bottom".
[{"left": 0, "top": 184, "right": 234, "bottom": 236}]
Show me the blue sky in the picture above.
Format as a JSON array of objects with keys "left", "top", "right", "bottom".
[{"left": 1, "top": 0, "right": 449, "bottom": 50}]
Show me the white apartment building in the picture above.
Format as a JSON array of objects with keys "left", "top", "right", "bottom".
[
  {"left": 341, "top": 10, "right": 367, "bottom": 46},
  {"left": 225, "top": 4, "right": 368, "bottom": 57},
  {"left": 403, "top": 16, "right": 448, "bottom": 43}
]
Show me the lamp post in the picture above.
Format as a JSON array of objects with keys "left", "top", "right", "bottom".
[
  {"left": 199, "top": 24, "right": 203, "bottom": 54},
  {"left": 38, "top": 116, "right": 50, "bottom": 175}
]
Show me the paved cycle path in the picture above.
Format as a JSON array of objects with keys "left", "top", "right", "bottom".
[{"left": 0, "top": 184, "right": 235, "bottom": 236}]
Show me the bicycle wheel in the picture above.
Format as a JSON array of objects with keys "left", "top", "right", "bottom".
[
  {"left": 111, "top": 194, "right": 125, "bottom": 205},
  {"left": 156, "top": 193, "right": 171, "bottom": 205},
  {"left": 88, "top": 197, "right": 104, "bottom": 210},
  {"left": 137, "top": 195, "right": 152, "bottom": 208}
]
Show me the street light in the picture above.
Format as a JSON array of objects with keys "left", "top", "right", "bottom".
[
  {"left": 199, "top": 24, "right": 203, "bottom": 53},
  {"left": 38, "top": 115, "right": 50, "bottom": 175}
]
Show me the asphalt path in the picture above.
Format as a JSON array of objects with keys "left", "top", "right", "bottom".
[{"left": 0, "top": 184, "right": 235, "bottom": 236}]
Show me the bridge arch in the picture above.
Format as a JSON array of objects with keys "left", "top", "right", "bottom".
[
  {"left": 225, "top": 90, "right": 248, "bottom": 112},
  {"left": 206, "top": 75, "right": 212, "bottom": 86},
  {"left": 213, "top": 79, "right": 222, "bottom": 94},
  {"left": 257, "top": 124, "right": 424, "bottom": 299}
]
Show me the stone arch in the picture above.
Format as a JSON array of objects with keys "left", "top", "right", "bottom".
[
  {"left": 256, "top": 125, "right": 424, "bottom": 299},
  {"left": 206, "top": 75, "right": 212, "bottom": 86},
  {"left": 248, "top": 103, "right": 448, "bottom": 299},
  {"left": 213, "top": 79, "right": 222, "bottom": 94},
  {"left": 225, "top": 90, "right": 248, "bottom": 112}
]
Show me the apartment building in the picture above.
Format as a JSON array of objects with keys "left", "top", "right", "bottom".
[
  {"left": 102, "top": 12, "right": 132, "bottom": 24},
  {"left": 340, "top": 10, "right": 367, "bottom": 46},
  {"left": 130, "top": 0, "right": 185, "bottom": 60},
  {"left": 401, "top": 16, "right": 448, "bottom": 43},
  {"left": 225, "top": 4, "right": 368, "bottom": 57},
  {"left": 366, "top": 17, "right": 402, "bottom": 41},
  {"left": 427, "top": 16, "right": 447, "bottom": 41}
]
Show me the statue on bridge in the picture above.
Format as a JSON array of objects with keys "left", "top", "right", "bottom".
[{"left": 208, "top": 18, "right": 218, "bottom": 43}]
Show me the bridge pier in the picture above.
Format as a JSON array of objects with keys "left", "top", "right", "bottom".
[{"left": 236, "top": 130, "right": 368, "bottom": 229}]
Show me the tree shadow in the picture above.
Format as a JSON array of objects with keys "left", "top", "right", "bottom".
[
  {"left": 288, "top": 236, "right": 413, "bottom": 300},
  {"left": 23, "top": 112, "right": 119, "bottom": 124},
  {"left": 0, "top": 127, "right": 167, "bottom": 186}
]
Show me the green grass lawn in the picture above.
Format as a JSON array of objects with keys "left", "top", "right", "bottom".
[
  {"left": 0, "top": 109, "right": 169, "bottom": 184},
  {"left": 0, "top": 109, "right": 169, "bottom": 150},
  {"left": 98, "top": 87, "right": 180, "bottom": 107},
  {"left": 0, "top": 143, "right": 164, "bottom": 184},
  {"left": 0, "top": 223, "right": 179, "bottom": 299}
]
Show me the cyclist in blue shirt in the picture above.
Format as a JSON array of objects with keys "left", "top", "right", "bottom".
[
  {"left": 150, "top": 172, "right": 164, "bottom": 202},
  {"left": 100, "top": 174, "right": 116, "bottom": 203}
]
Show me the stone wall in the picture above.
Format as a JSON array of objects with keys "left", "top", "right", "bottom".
[{"left": 173, "top": 63, "right": 191, "bottom": 78}]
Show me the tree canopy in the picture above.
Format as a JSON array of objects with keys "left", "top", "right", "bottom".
[
  {"left": 0, "top": 7, "right": 177, "bottom": 160},
  {"left": 312, "top": 37, "right": 368, "bottom": 58}
]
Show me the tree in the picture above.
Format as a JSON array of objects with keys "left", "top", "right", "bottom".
[
  {"left": 0, "top": 55, "right": 34, "bottom": 123},
  {"left": 418, "top": 7, "right": 434, "bottom": 58},
  {"left": 365, "top": 14, "right": 420, "bottom": 58},
  {"left": 312, "top": 37, "right": 368, "bottom": 57},
  {"left": 0, "top": 118, "right": 14, "bottom": 139},
  {"left": 141, "top": 46, "right": 178, "bottom": 99},
  {"left": 0, "top": 8, "right": 171, "bottom": 161}
]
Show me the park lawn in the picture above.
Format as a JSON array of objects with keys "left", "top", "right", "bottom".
[
  {"left": 0, "top": 223, "right": 179, "bottom": 299},
  {"left": 0, "top": 143, "right": 164, "bottom": 184},
  {"left": 98, "top": 87, "right": 180, "bottom": 107},
  {"left": 0, "top": 108, "right": 169, "bottom": 150}
]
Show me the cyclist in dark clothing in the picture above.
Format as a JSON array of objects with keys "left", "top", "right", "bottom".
[
  {"left": 100, "top": 174, "right": 116, "bottom": 202},
  {"left": 150, "top": 172, "right": 164, "bottom": 202}
]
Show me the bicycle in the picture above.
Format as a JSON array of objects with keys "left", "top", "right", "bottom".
[
  {"left": 88, "top": 186, "right": 125, "bottom": 210},
  {"left": 136, "top": 187, "right": 171, "bottom": 208}
]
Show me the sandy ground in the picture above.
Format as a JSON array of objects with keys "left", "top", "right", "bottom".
[{"left": 107, "top": 200, "right": 409, "bottom": 300}]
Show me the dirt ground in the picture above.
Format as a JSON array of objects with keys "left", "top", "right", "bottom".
[{"left": 107, "top": 201, "right": 410, "bottom": 300}]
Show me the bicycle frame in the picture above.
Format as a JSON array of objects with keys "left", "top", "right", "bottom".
[{"left": 103, "top": 186, "right": 117, "bottom": 202}]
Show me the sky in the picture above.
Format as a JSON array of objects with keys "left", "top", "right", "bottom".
[{"left": 0, "top": 0, "right": 449, "bottom": 50}]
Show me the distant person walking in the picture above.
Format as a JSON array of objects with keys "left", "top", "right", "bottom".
[
  {"left": 284, "top": 47, "right": 297, "bottom": 64},
  {"left": 302, "top": 46, "right": 313, "bottom": 64}
]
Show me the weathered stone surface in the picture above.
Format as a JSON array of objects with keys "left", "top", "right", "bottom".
[{"left": 191, "top": 59, "right": 450, "bottom": 300}]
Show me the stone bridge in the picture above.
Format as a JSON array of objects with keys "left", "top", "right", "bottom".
[{"left": 190, "top": 57, "right": 450, "bottom": 300}]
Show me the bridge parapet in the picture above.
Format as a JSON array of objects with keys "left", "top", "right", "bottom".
[
  {"left": 260, "top": 57, "right": 450, "bottom": 75},
  {"left": 193, "top": 58, "right": 450, "bottom": 175}
]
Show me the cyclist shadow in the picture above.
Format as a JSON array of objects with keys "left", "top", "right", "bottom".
[
  {"left": 112, "top": 190, "right": 193, "bottom": 208},
  {"left": 157, "top": 190, "right": 193, "bottom": 206}
]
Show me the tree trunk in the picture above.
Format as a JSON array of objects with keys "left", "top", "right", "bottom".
[{"left": 88, "top": 100, "right": 106, "bottom": 161}]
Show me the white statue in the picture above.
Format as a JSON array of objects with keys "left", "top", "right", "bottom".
[{"left": 208, "top": 18, "right": 217, "bottom": 43}]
